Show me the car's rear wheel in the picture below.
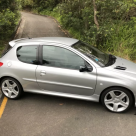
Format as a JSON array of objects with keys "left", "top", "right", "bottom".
[
  {"left": 101, "top": 87, "right": 133, "bottom": 113},
  {"left": 0, "top": 77, "right": 23, "bottom": 99}
]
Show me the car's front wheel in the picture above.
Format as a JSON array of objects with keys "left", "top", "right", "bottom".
[
  {"left": 0, "top": 77, "right": 23, "bottom": 99},
  {"left": 101, "top": 87, "right": 133, "bottom": 113}
]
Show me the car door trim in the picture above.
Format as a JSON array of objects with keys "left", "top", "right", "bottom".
[
  {"left": 36, "top": 79, "right": 93, "bottom": 90},
  {"left": 23, "top": 78, "right": 93, "bottom": 90},
  {"left": 23, "top": 78, "right": 37, "bottom": 82}
]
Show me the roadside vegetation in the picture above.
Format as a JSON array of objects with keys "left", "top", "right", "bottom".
[
  {"left": 23, "top": 0, "right": 136, "bottom": 61},
  {"left": 0, "top": 0, "right": 21, "bottom": 56},
  {"left": 1, "top": 0, "right": 136, "bottom": 61}
]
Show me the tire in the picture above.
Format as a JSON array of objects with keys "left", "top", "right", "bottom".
[
  {"left": 0, "top": 77, "right": 23, "bottom": 99},
  {"left": 101, "top": 87, "right": 133, "bottom": 113}
]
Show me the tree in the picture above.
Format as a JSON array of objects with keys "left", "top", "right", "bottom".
[{"left": 93, "top": 0, "right": 99, "bottom": 30}]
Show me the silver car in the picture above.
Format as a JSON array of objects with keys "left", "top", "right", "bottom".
[{"left": 0, "top": 37, "right": 136, "bottom": 113}]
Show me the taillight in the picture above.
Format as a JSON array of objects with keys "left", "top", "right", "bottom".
[{"left": 0, "top": 62, "right": 3, "bottom": 67}]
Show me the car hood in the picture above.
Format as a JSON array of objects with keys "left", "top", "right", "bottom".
[{"left": 111, "top": 56, "right": 136, "bottom": 74}]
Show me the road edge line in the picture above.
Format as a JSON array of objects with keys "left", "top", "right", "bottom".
[{"left": 0, "top": 97, "right": 8, "bottom": 119}]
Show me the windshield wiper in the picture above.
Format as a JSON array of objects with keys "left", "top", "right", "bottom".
[{"left": 105, "top": 54, "right": 116, "bottom": 67}]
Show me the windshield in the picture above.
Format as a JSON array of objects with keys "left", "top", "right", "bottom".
[{"left": 72, "top": 41, "right": 109, "bottom": 67}]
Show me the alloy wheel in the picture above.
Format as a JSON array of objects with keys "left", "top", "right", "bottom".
[
  {"left": 104, "top": 90, "right": 129, "bottom": 112},
  {"left": 2, "top": 79, "right": 19, "bottom": 98}
]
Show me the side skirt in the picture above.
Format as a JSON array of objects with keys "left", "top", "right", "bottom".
[{"left": 25, "top": 89, "right": 100, "bottom": 102}]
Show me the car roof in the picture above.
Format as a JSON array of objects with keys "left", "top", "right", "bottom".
[{"left": 9, "top": 37, "right": 79, "bottom": 47}]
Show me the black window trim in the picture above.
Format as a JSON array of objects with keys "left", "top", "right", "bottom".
[{"left": 38, "top": 45, "right": 43, "bottom": 65}]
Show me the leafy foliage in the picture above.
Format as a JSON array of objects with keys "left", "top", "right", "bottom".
[
  {"left": 0, "top": 0, "right": 21, "bottom": 40},
  {"left": 21, "top": 0, "right": 34, "bottom": 9},
  {"left": 32, "top": 0, "right": 136, "bottom": 60},
  {"left": 1, "top": 0, "right": 136, "bottom": 61},
  {"left": 22, "top": 0, "right": 59, "bottom": 12}
]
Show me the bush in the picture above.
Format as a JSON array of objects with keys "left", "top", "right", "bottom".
[
  {"left": 0, "top": 9, "right": 19, "bottom": 40},
  {"left": 0, "top": 0, "right": 21, "bottom": 40}
]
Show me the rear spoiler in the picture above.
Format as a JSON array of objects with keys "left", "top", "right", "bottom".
[{"left": 9, "top": 38, "right": 28, "bottom": 47}]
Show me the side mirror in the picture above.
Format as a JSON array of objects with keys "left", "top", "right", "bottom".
[
  {"left": 79, "top": 65, "right": 93, "bottom": 72},
  {"left": 79, "top": 66, "right": 87, "bottom": 72},
  {"left": 86, "top": 66, "right": 93, "bottom": 72}
]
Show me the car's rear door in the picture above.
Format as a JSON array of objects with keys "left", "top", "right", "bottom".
[{"left": 36, "top": 44, "right": 97, "bottom": 96}]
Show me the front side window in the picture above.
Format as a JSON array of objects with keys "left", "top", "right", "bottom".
[
  {"left": 17, "top": 45, "right": 38, "bottom": 64},
  {"left": 42, "top": 45, "right": 85, "bottom": 70}
]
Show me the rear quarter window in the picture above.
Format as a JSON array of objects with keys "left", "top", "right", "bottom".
[{"left": 16, "top": 45, "right": 38, "bottom": 64}]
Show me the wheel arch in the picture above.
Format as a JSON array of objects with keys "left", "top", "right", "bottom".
[
  {"left": 0, "top": 76, "right": 24, "bottom": 91},
  {"left": 99, "top": 86, "right": 135, "bottom": 106}
]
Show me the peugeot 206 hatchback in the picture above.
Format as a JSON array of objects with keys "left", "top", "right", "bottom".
[{"left": 0, "top": 37, "right": 136, "bottom": 113}]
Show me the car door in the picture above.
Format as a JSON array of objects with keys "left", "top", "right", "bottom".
[
  {"left": 36, "top": 44, "right": 97, "bottom": 96},
  {"left": 14, "top": 45, "right": 40, "bottom": 91}
]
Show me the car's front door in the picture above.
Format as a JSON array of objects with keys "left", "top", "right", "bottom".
[{"left": 36, "top": 45, "right": 97, "bottom": 96}]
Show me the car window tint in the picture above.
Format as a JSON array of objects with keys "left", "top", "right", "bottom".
[
  {"left": 17, "top": 46, "right": 38, "bottom": 64},
  {"left": 42, "top": 45, "right": 85, "bottom": 70}
]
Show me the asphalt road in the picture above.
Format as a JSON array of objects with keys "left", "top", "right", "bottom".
[
  {"left": 0, "top": 12, "right": 136, "bottom": 136},
  {"left": 15, "top": 12, "right": 67, "bottom": 39}
]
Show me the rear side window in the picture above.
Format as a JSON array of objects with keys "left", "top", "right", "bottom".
[{"left": 17, "top": 46, "right": 38, "bottom": 64}]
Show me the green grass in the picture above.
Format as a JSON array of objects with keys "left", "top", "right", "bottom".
[{"left": 103, "top": 22, "right": 136, "bottom": 61}]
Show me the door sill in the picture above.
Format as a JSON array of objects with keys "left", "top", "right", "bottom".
[{"left": 25, "top": 89, "right": 99, "bottom": 102}]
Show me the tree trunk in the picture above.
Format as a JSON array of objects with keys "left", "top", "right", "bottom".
[{"left": 93, "top": 0, "right": 99, "bottom": 30}]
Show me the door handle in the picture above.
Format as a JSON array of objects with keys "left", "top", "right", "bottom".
[{"left": 40, "top": 70, "right": 46, "bottom": 76}]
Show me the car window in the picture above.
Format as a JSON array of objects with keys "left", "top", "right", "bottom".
[
  {"left": 72, "top": 41, "right": 109, "bottom": 67},
  {"left": 42, "top": 45, "right": 85, "bottom": 70},
  {"left": 17, "top": 45, "right": 38, "bottom": 64}
]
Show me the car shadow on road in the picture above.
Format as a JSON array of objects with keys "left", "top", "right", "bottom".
[{"left": 21, "top": 92, "right": 136, "bottom": 115}]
